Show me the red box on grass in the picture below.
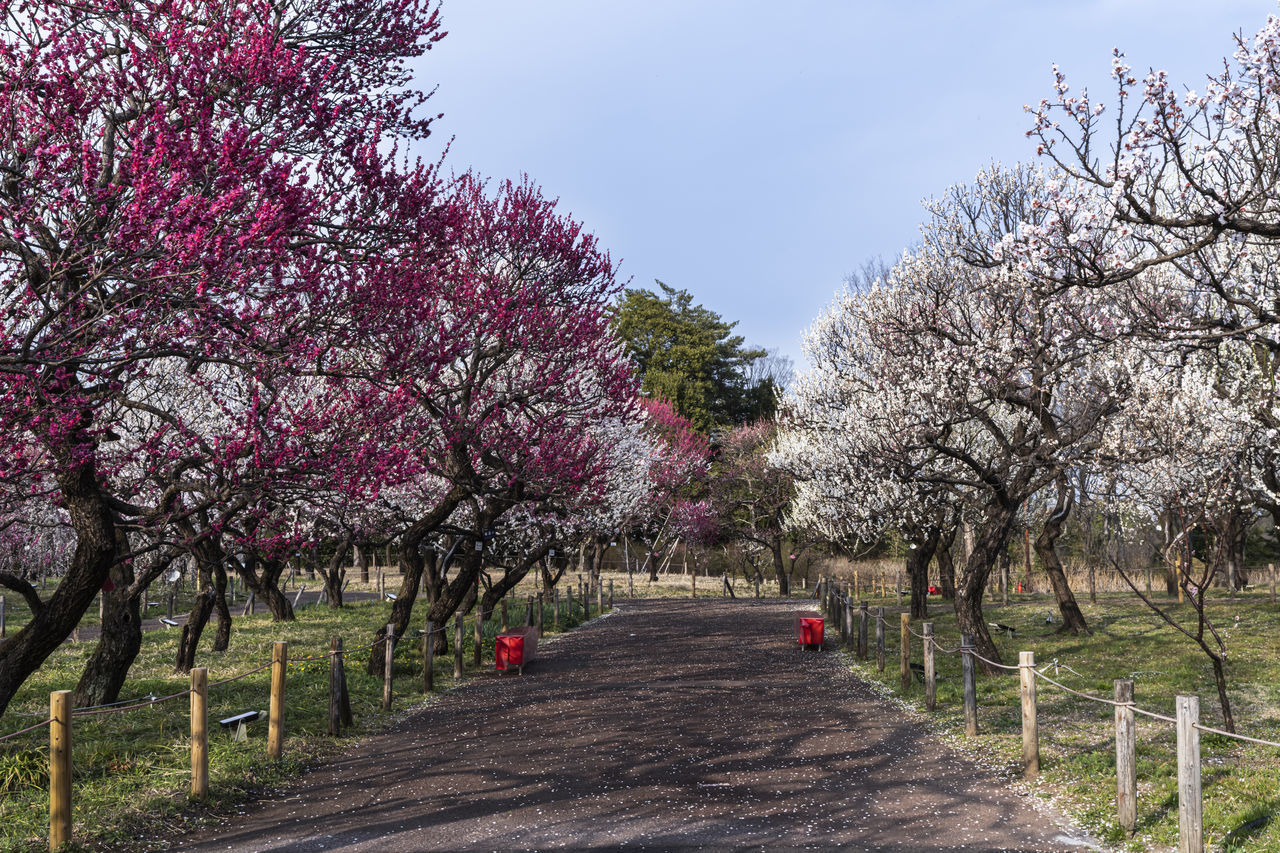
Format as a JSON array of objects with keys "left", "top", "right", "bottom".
[
  {"left": 793, "top": 610, "right": 824, "bottom": 648},
  {"left": 495, "top": 627, "right": 539, "bottom": 673}
]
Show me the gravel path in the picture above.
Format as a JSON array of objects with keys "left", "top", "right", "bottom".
[{"left": 179, "top": 598, "right": 1094, "bottom": 851}]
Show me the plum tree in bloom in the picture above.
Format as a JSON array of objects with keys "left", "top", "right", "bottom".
[
  {"left": 770, "top": 292, "right": 960, "bottom": 619},
  {"left": 0, "top": 0, "right": 447, "bottom": 714},
  {"left": 629, "top": 397, "right": 710, "bottom": 581},
  {"left": 357, "top": 174, "right": 639, "bottom": 671},
  {"left": 783, "top": 166, "right": 1139, "bottom": 664}
]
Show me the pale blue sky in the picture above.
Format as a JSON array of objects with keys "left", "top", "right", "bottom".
[{"left": 412, "top": 1, "right": 1270, "bottom": 368}]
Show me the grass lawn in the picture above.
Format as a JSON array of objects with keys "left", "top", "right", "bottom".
[
  {"left": 831, "top": 588, "right": 1280, "bottom": 851},
  {"left": 0, "top": 587, "right": 598, "bottom": 852}
]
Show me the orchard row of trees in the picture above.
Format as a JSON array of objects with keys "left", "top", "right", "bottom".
[
  {"left": 0, "top": 0, "right": 745, "bottom": 717},
  {"left": 773, "top": 13, "right": 1280, "bottom": 732}
]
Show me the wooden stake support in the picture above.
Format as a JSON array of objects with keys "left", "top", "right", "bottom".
[
  {"left": 50, "top": 690, "right": 72, "bottom": 851},
  {"left": 1114, "top": 680, "right": 1136, "bottom": 834},
  {"left": 1020, "top": 651, "right": 1038, "bottom": 778},
  {"left": 190, "top": 668, "right": 208, "bottom": 799},
  {"left": 268, "top": 641, "right": 286, "bottom": 759},
  {"left": 1176, "top": 695, "right": 1202, "bottom": 853}
]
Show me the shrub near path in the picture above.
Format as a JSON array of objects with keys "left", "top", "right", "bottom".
[{"left": 178, "top": 599, "right": 1089, "bottom": 852}]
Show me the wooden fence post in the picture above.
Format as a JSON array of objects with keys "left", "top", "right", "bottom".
[
  {"left": 167, "top": 591, "right": 175, "bottom": 620},
  {"left": 474, "top": 608, "right": 485, "bottom": 668},
  {"left": 268, "top": 641, "right": 286, "bottom": 760},
  {"left": 900, "top": 614, "right": 911, "bottom": 693},
  {"left": 423, "top": 619, "right": 435, "bottom": 692},
  {"left": 50, "top": 690, "right": 72, "bottom": 851},
  {"left": 858, "top": 602, "right": 868, "bottom": 660},
  {"left": 1115, "top": 679, "right": 1136, "bottom": 835},
  {"left": 1176, "top": 695, "right": 1202, "bottom": 853},
  {"left": 854, "top": 569, "right": 859, "bottom": 600},
  {"left": 609, "top": 579, "right": 614, "bottom": 609},
  {"left": 875, "top": 607, "right": 886, "bottom": 672},
  {"left": 567, "top": 587, "right": 574, "bottom": 620},
  {"left": 691, "top": 570, "right": 696, "bottom": 598},
  {"left": 895, "top": 572, "right": 902, "bottom": 607},
  {"left": 844, "top": 594, "right": 854, "bottom": 648},
  {"left": 328, "top": 638, "right": 342, "bottom": 735},
  {"left": 383, "top": 623, "right": 396, "bottom": 711},
  {"left": 923, "top": 623, "right": 936, "bottom": 710},
  {"left": 454, "top": 614, "right": 464, "bottom": 679},
  {"left": 190, "top": 667, "right": 208, "bottom": 799},
  {"left": 1020, "top": 651, "right": 1038, "bottom": 778},
  {"left": 961, "top": 633, "right": 978, "bottom": 737}
]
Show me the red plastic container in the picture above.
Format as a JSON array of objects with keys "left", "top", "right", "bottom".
[
  {"left": 793, "top": 610, "right": 824, "bottom": 649},
  {"left": 496, "top": 627, "right": 539, "bottom": 673}
]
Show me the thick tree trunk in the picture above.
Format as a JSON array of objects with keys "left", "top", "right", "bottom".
[
  {"left": 1034, "top": 479, "right": 1089, "bottom": 635},
  {"left": 906, "top": 526, "right": 940, "bottom": 619},
  {"left": 212, "top": 564, "right": 232, "bottom": 652},
  {"left": 175, "top": 586, "right": 217, "bottom": 674},
  {"left": 954, "top": 507, "right": 1017, "bottom": 673},
  {"left": 421, "top": 548, "right": 443, "bottom": 607},
  {"left": 232, "top": 553, "right": 294, "bottom": 621},
  {"left": 73, "top": 537, "right": 141, "bottom": 708},
  {"left": 369, "top": 545, "right": 428, "bottom": 675},
  {"left": 321, "top": 535, "right": 352, "bottom": 608},
  {"left": 358, "top": 543, "right": 371, "bottom": 583},
  {"left": 1211, "top": 511, "right": 1248, "bottom": 591},
  {"left": 482, "top": 546, "right": 549, "bottom": 613},
  {"left": 936, "top": 524, "right": 957, "bottom": 601},
  {"left": 769, "top": 542, "right": 790, "bottom": 596},
  {"left": 0, "top": 449, "right": 118, "bottom": 717}
]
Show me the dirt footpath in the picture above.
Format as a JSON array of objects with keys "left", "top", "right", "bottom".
[{"left": 177, "top": 598, "right": 1093, "bottom": 851}]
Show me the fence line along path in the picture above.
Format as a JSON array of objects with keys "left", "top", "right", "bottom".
[{"left": 178, "top": 599, "right": 1091, "bottom": 852}]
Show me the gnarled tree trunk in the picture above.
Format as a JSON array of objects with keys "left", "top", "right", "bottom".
[
  {"left": 905, "top": 526, "right": 940, "bottom": 619},
  {"left": 0, "top": 449, "right": 118, "bottom": 717},
  {"left": 73, "top": 532, "right": 143, "bottom": 708},
  {"left": 954, "top": 505, "right": 1017, "bottom": 674},
  {"left": 1034, "top": 477, "right": 1089, "bottom": 635}
]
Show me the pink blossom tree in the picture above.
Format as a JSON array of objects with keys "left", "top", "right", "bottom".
[{"left": 0, "top": 0, "right": 447, "bottom": 714}]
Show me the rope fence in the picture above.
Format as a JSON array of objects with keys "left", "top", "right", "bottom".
[
  {"left": 1, "top": 584, "right": 611, "bottom": 851},
  {"left": 814, "top": 575, "right": 1280, "bottom": 852}
]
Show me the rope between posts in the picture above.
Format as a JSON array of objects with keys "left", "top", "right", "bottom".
[
  {"left": 0, "top": 717, "right": 54, "bottom": 742},
  {"left": 1193, "top": 723, "right": 1280, "bottom": 749},
  {"left": 208, "top": 660, "right": 273, "bottom": 688},
  {"left": 72, "top": 687, "right": 190, "bottom": 716},
  {"left": 966, "top": 647, "right": 1023, "bottom": 672}
]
